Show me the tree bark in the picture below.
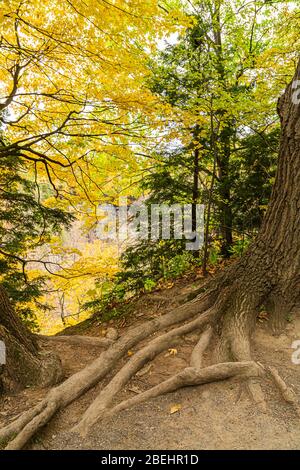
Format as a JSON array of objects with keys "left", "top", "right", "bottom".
[
  {"left": 216, "top": 61, "right": 300, "bottom": 359},
  {"left": 0, "top": 286, "right": 62, "bottom": 393},
  {"left": 217, "top": 143, "right": 234, "bottom": 259},
  {"left": 192, "top": 146, "right": 200, "bottom": 259},
  {"left": 212, "top": 4, "right": 234, "bottom": 258}
]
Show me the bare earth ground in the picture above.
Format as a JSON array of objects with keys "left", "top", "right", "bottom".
[{"left": 1, "top": 275, "right": 300, "bottom": 450}]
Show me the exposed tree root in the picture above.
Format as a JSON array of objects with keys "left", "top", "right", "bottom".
[
  {"left": 0, "top": 274, "right": 297, "bottom": 450},
  {"left": 1, "top": 282, "right": 298, "bottom": 450},
  {"left": 1, "top": 291, "right": 298, "bottom": 449},
  {"left": 6, "top": 400, "right": 58, "bottom": 450},
  {"left": 268, "top": 367, "right": 300, "bottom": 418},
  {"left": 96, "top": 361, "right": 264, "bottom": 423},
  {"left": 72, "top": 313, "right": 214, "bottom": 435},
  {"left": 72, "top": 326, "right": 266, "bottom": 429},
  {"left": 0, "top": 400, "right": 46, "bottom": 446},
  {"left": 38, "top": 335, "right": 114, "bottom": 348},
  {"left": 246, "top": 378, "right": 268, "bottom": 413},
  {"left": 190, "top": 326, "right": 213, "bottom": 368},
  {"left": 0, "top": 292, "right": 214, "bottom": 449}
]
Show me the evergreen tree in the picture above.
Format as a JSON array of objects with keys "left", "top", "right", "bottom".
[{"left": 0, "top": 147, "right": 73, "bottom": 329}]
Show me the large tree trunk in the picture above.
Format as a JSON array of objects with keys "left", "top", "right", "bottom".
[
  {"left": 0, "top": 286, "right": 62, "bottom": 393},
  {"left": 216, "top": 61, "right": 300, "bottom": 360}
]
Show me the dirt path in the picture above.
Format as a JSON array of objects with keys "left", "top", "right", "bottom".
[{"left": 1, "top": 277, "right": 300, "bottom": 450}]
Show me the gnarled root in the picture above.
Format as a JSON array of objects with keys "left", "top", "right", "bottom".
[
  {"left": 72, "top": 313, "right": 214, "bottom": 435},
  {"left": 190, "top": 326, "right": 213, "bottom": 368},
  {"left": 268, "top": 366, "right": 300, "bottom": 418},
  {"left": 38, "top": 334, "right": 114, "bottom": 348},
  {"left": 97, "top": 361, "right": 264, "bottom": 423},
  {"left": 0, "top": 291, "right": 214, "bottom": 450},
  {"left": 79, "top": 325, "right": 264, "bottom": 426},
  {"left": 2, "top": 281, "right": 298, "bottom": 450},
  {"left": 5, "top": 399, "right": 58, "bottom": 450}
]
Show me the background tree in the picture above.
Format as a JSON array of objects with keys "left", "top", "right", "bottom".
[
  {"left": 0, "top": 150, "right": 73, "bottom": 329},
  {"left": 147, "top": 0, "right": 292, "bottom": 257},
  {"left": 0, "top": 0, "right": 184, "bottom": 388},
  {"left": 102, "top": 0, "right": 286, "bottom": 304}
]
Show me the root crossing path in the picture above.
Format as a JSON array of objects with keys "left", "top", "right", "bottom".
[{"left": 0, "top": 277, "right": 300, "bottom": 450}]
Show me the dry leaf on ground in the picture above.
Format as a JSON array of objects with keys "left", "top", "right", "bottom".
[{"left": 170, "top": 404, "right": 182, "bottom": 414}]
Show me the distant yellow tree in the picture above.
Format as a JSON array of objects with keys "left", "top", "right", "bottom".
[{"left": 0, "top": 0, "right": 189, "bottom": 328}]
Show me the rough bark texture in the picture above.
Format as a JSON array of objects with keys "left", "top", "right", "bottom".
[
  {"left": 0, "top": 286, "right": 62, "bottom": 392},
  {"left": 214, "top": 62, "right": 300, "bottom": 360},
  {"left": 0, "top": 298, "right": 213, "bottom": 449},
  {"left": 72, "top": 310, "right": 214, "bottom": 435}
]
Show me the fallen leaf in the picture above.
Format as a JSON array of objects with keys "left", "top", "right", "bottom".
[
  {"left": 170, "top": 404, "right": 182, "bottom": 414},
  {"left": 127, "top": 350, "right": 134, "bottom": 357},
  {"left": 166, "top": 348, "right": 178, "bottom": 356},
  {"left": 258, "top": 311, "right": 268, "bottom": 320}
]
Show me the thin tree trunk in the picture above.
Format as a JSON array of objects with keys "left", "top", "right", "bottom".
[
  {"left": 203, "top": 104, "right": 218, "bottom": 276},
  {"left": 211, "top": 2, "right": 234, "bottom": 258},
  {"left": 192, "top": 146, "right": 200, "bottom": 258},
  {"left": 217, "top": 151, "right": 233, "bottom": 258}
]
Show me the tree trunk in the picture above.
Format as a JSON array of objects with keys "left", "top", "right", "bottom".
[
  {"left": 217, "top": 149, "right": 233, "bottom": 258},
  {"left": 192, "top": 146, "right": 200, "bottom": 259},
  {"left": 217, "top": 62, "right": 300, "bottom": 359},
  {"left": 0, "top": 286, "right": 62, "bottom": 393},
  {"left": 212, "top": 5, "right": 234, "bottom": 258}
]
